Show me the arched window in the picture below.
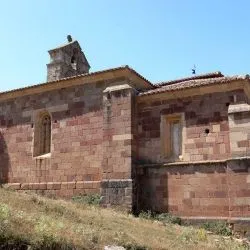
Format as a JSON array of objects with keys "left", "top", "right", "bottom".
[
  {"left": 34, "top": 112, "right": 51, "bottom": 157},
  {"left": 40, "top": 114, "right": 51, "bottom": 155}
]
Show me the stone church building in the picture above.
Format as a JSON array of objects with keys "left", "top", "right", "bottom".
[{"left": 1, "top": 38, "right": 250, "bottom": 224}]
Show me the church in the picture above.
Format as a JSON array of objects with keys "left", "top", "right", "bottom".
[{"left": 1, "top": 37, "right": 250, "bottom": 226}]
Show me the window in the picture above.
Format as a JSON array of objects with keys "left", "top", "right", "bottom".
[
  {"left": 71, "top": 56, "right": 77, "bottom": 70},
  {"left": 34, "top": 112, "right": 51, "bottom": 157},
  {"left": 161, "top": 114, "right": 183, "bottom": 161}
]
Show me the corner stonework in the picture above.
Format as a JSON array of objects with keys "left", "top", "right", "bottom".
[
  {"left": 101, "top": 84, "right": 135, "bottom": 210},
  {"left": 228, "top": 103, "right": 250, "bottom": 158}
]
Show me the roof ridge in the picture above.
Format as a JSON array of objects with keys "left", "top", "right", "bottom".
[
  {"left": 0, "top": 65, "right": 153, "bottom": 97},
  {"left": 155, "top": 71, "right": 224, "bottom": 87}
]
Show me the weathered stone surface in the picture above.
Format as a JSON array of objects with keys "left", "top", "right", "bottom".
[
  {"left": 101, "top": 179, "right": 132, "bottom": 189},
  {"left": 100, "top": 179, "right": 132, "bottom": 209},
  {"left": 47, "top": 39, "right": 90, "bottom": 82}
]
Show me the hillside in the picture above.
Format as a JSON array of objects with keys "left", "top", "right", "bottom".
[{"left": 0, "top": 188, "right": 247, "bottom": 250}]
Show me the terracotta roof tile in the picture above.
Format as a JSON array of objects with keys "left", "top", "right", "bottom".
[
  {"left": 139, "top": 75, "right": 250, "bottom": 96},
  {"left": 0, "top": 65, "right": 153, "bottom": 97},
  {"left": 155, "top": 71, "right": 224, "bottom": 87}
]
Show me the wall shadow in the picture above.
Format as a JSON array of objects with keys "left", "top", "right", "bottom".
[
  {"left": 0, "top": 131, "right": 10, "bottom": 183},
  {"left": 134, "top": 162, "right": 228, "bottom": 214}
]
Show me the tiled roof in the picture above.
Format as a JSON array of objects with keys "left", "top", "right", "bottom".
[
  {"left": 155, "top": 71, "right": 224, "bottom": 87},
  {"left": 139, "top": 75, "right": 250, "bottom": 96},
  {"left": 0, "top": 65, "right": 153, "bottom": 98}
]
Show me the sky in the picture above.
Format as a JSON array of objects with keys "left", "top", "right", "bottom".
[{"left": 0, "top": 0, "right": 249, "bottom": 91}]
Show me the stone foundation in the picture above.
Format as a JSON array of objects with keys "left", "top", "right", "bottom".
[
  {"left": 3, "top": 179, "right": 133, "bottom": 210},
  {"left": 3, "top": 181, "right": 101, "bottom": 198},
  {"left": 101, "top": 179, "right": 132, "bottom": 210}
]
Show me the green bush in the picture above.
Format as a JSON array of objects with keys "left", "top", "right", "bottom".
[
  {"left": 155, "top": 213, "right": 182, "bottom": 225},
  {"left": 138, "top": 210, "right": 154, "bottom": 220},
  {"left": 138, "top": 211, "right": 182, "bottom": 225},
  {"left": 72, "top": 193, "right": 102, "bottom": 206},
  {"left": 200, "top": 221, "right": 232, "bottom": 236}
]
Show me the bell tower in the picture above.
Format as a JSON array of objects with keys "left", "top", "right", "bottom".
[{"left": 47, "top": 35, "right": 90, "bottom": 82}]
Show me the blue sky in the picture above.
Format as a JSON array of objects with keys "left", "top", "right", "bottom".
[{"left": 0, "top": 1, "right": 249, "bottom": 91}]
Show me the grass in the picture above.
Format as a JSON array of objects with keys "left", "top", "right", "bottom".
[
  {"left": 72, "top": 193, "right": 102, "bottom": 206},
  {"left": 0, "top": 188, "right": 247, "bottom": 250},
  {"left": 200, "top": 221, "right": 233, "bottom": 236},
  {"left": 138, "top": 211, "right": 233, "bottom": 236},
  {"left": 138, "top": 210, "right": 182, "bottom": 225}
]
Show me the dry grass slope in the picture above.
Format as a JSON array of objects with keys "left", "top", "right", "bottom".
[{"left": 0, "top": 188, "right": 247, "bottom": 250}]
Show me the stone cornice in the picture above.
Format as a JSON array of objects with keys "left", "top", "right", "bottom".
[{"left": 136, "top": 157, "right": 250, "bottom": 168}]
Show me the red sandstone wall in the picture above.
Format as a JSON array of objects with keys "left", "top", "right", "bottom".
[
  {"left": 136, "top": 159, "right": 250, "bottom": 219},
  {"left": 102, "top": 87, "right": 133, "bottom": 180},
  {"left": 136, "top": 90, "right": 247, "bottom": 163},
  {"left": 101, "top": 86, "right": 134, "bottom": 208},
  {"left": 0, "top": 78, "right": 134, "bottom": 200},
  {"left": 135, "top": 89, "right": 250, "bottom": 219},
  {"left": 0, "top": 83, "right": 104, "bottom": 196}
]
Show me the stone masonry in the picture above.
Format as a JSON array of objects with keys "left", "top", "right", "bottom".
[
  {"left": 1, "top": 38, "right": 250, "bottom": 230},
  {"left": 47, "top": 39, "right": 90, "bottom": 82},
  {"left": 135, "top": 159, "right": 250, "bottom": 218},
  {"left": 0, "top": 75, "right": 144, "bottom": 203},
  {"left": 136, "top": 90, "right": 247, "bottom": 163},
  {"left": 0, "top": 38, "right": 152, "bottom": 209}
]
